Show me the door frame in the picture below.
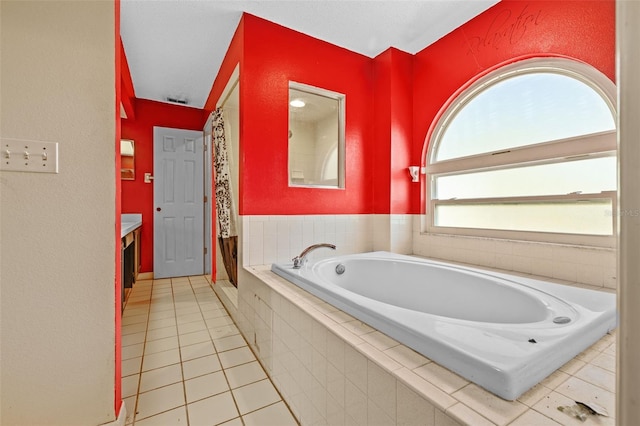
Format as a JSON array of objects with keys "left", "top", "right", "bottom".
[{"left": 152, "top": 126, "right": 206, "bottom": 278}]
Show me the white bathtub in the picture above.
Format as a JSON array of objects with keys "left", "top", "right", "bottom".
[{"left": 271, "top": 251, "right": 617, "bottom": 400}]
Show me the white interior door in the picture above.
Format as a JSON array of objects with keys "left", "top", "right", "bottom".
[{"left": 153, "top": 127, "right": 204, "bottom": 278}]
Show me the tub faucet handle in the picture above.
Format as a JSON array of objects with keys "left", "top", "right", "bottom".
[{"left": 292, "top": 243, "right": 336, "bottom": 269}]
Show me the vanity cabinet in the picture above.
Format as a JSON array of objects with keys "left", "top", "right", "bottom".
[
  {"left": 121, "top": 229, "right": 140, "bottom": 311},
  {"left": 121, "top": 214, "right": 142, "bottom": 311}
]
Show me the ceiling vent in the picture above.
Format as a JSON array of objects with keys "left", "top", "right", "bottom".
[{"left": 166, "top": 96, "right": 189, "bottom": 105}]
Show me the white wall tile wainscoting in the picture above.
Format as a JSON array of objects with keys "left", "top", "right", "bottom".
[{"left": 242, "top": 214, "right": 616, "bottom": 289}]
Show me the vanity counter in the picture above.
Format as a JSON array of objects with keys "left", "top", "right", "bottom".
[{"left": 121, "top": 213, "right": 142, "bottom": 238}]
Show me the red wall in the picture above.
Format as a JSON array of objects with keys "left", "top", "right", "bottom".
[
  {"left": 372, "top": 48, "right": 415, "bottom": 214},
  {"left": 413, "top": 0, "right": 615, "bottom": 212},
  {"left": 203, "top": 15, "right": 245, "bottom": 278},
  {"left": 120, "top": 37, "right": 136, "bottom": 120},
  {"left": 389, "top": 50, "right": 415, "bottom": 214},
  {"left": 208, "top": 14, "right": 376, "bottom": 215},
  {"left": 372, "top": 50, "right": 393, "bottom": 213},
  {"left": 124, "top": 0, "right": 615, "bottom": 272},
  {"left": 205, "top": 1, "right": 614, "bottom": 217},
  {"left": 121, "top": 100, "right": 207, "bottom": 273},
  {"left": 204, "top": 17, "right": 244, "bottom": 112}
]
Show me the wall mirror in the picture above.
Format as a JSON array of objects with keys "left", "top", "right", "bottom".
[
  {"left": 120, "top": 139, "right": 135, "bottom": 180},
  {"left": 288, "top": 82, "right": 345, "bottom": 188}
]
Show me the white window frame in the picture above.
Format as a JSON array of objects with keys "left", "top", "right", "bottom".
[{"left": 424, "top": 58, "right": 617, "bottom": 248}]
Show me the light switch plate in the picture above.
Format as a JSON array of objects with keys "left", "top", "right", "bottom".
[{"left": 0, "top": 139, "right": 59, "bottom": 173}]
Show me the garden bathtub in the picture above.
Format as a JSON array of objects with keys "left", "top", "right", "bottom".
[{"left": 271, "top": 251, "right": 617, "bottom": 400}]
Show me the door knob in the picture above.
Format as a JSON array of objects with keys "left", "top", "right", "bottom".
[{"left": 156, "top": 207, "right": 161, "bottom": 212}]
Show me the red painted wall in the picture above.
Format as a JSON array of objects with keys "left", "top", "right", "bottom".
[
  {"left": 389, "top": 50, "right": 415, "bottom": 214},
  {"left": 120, "top": 37, "right": 136, "bottom": 120},
  {"left": 205, "top": 2, "right": 614, "bottom": 217},
  {"left": 211, "top": 14, "right": 376, "bottom": 215},
  {"left": 121, "top": 99, "right": 207, "bottom": 273},
  {"left": 204, "top": 17, "right": 244, "bottom": 112},
  {"left": 413, "top": 0, "right": 615, "bottom": 212},
  {"left": 203, "top": 16, "right": 245, "bottom": 278},
  {"left": 372, "top": 50, "right": 393, "bottom": 213},
  {"left": 125, "top": 0, "right": 615, "bottom": 273},
  {"left": 372, "top": 48, "right": 415, "bottom": 214}
]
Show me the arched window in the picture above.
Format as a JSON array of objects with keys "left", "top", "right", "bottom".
[{"left": 425, "top": 58, "right": 617, "bottom": 246}]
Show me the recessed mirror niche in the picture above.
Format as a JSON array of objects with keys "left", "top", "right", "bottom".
[
  {"left": 120, "top": 139, "right": 135, "bottom": 180},
  {"left": 288, "top": 82, "right": 345, "bottom": 188}
]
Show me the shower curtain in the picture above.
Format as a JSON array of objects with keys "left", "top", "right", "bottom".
[{"left": 212, "top": 107, "right": 238, "bottom": 287}]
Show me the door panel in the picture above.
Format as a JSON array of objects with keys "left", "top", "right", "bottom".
[{"left": 153, "top": 127, "right": 204, "bottom": 278}]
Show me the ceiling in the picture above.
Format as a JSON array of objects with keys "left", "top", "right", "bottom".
[{"left": 120, "top": 0, "right": 499, "bottom": 109}]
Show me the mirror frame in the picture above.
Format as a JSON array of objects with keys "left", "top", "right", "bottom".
[
  {"left": 288, "top": 81, "right": 345, "bottom": 189},
  {"left": 120, "top": 139, "right": 135, "bottom": 180}
]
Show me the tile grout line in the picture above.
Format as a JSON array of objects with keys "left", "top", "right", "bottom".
[
  {"left": 219, "top": 283, "right": 300, "bottom": 426},
  {"left": 185, "top": 275, "right": 247, "bottom": 425},
  {"left": 128, "top": 279, "right": 152, "bottom": 426},
  {"left": 202, "top": 275, "right": 296, "bottom": 424},
  {"left": 173, "top": 277, "right": 192, "bottom": 426},
  {"left": 192, "top": 276, "right": 234, "bottom": 424},
  {"left": 133, "top": 279, "right": 182, "bottom": 425},
  {"left": 195, "top": 276, "right": 245, "bottom": 425},
  {"left": 124, "top": 276, "right": 298, "bottom": 426}
]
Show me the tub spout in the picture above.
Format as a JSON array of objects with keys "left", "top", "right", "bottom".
[{"left": 292, "top": 243, "right": 336, "bottom": 269}]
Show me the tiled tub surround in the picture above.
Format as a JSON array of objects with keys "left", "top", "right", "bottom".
[
  {"left": 242, "top": 214, "right": 616, "bottom": 289},
  {"left": 413, "top": 216, "right": 616, "bottom": 290},
  {"left": 241, "top": 215, "right": 414, "bottom": 268},
  {"left": 234, "top": 265, "right": 617, "bottom": 426},
  {"left": 271, "top": 252, "right": 616, "bottom": 401}
]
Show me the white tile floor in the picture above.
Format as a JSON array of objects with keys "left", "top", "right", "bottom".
[{"left": 121, "top": 275, "right": 299, "bottom": 426}]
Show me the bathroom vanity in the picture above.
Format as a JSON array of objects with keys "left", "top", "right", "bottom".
[{"left": 121, "top": 214, "right": 142, "bottom": 311}]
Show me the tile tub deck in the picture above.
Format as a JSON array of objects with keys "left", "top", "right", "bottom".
[{"left": 237, "top": 265, "right": 616, "bottom": 426}]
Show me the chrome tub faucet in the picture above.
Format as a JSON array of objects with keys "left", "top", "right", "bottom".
[{"left": 292, "top": 243, "right": 336, "bottom": 269}]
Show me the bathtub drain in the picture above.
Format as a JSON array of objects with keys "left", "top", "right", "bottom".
[
  {"left": 335, "top": 264, "right": 346, "bottom": 275},
  {"left": 553, "top": 316, "right": 571, "bottom": 324}
]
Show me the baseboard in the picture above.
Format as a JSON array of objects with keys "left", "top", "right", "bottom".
[
  {"left": 98, "top": 401, "right": 126, "bottom": 426},
  {"left": 137, "top": 272, "right": 153, "bottom": 280}
]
